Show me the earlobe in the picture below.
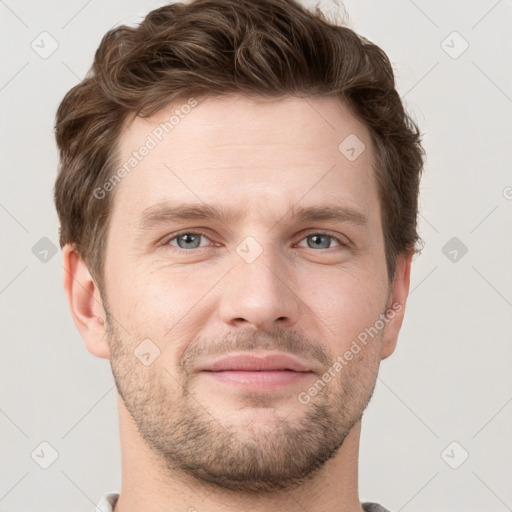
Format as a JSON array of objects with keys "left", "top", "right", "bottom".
[
  {"left": 380, "top": 252, "right": 413, "bottom": 360},
  {"left": 62, "top": 245, "right": 110, "bottom": 359}
]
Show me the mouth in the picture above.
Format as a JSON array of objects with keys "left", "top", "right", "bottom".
[
  {"left": 197, "top": 353, "right": 315, "bottom": 389},
  {"left": 201, "top": 369, "right": 313, "bottom": 388}
]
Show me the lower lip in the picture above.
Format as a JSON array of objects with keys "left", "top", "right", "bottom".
[{"left": 200, "top": 370, "right": 313, "bottom": 389}]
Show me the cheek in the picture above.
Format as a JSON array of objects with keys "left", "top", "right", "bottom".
[
  {"left": 105, "top": 238, "right": 388, "bottom": 358},
  {"left": 297, "top": 264, "right": 387, "bottom": 353},
  {"left": 108, "top": 259, "right": 225, "bottom": 338}
]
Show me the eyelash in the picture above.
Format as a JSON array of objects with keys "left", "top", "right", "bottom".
[{"left": 162, "top": 230, "right": 349, "bottom": 254}]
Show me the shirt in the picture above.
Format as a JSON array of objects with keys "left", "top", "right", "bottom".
[{"left": 92, "top": 491, "right": 392, "bottom": 511}]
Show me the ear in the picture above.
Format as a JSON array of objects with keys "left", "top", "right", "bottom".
[
  {"left": 62, "top": 244, "right": 110, "bottom": 359},
  {"left": 380, "top": 252, "right": 413, "bottom": 361}
]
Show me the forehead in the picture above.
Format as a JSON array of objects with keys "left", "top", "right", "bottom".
[{"left": 111, "top": 94, "right": 378, "bottom": 224}]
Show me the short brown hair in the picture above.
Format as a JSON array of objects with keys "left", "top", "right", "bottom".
[{"left": 54, "top": 0, "right": 425, "bottom": 291}]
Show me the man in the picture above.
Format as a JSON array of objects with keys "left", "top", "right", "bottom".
[{"left": 53, "top": 0, "right": 424, "bottom": 510}]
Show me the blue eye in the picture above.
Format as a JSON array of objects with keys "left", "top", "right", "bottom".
[
  {"left": 298, "top": 233, "right": 342, "bottom": 250},
  {"left": 163, "top": 230, "right": 347, "bottom": 254},
  {"left": 167, "top": 232, "right": 210, "bottom": 250}
]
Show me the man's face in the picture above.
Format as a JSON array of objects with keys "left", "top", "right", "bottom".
[{"left": 102, "top": 95, "right": 395, "bottom": 492}]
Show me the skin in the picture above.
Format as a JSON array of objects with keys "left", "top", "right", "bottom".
[{"left": 63, "top": 95, "right": 412, "bottom": 512}]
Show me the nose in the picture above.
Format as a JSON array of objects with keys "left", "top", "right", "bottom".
[{"left": 217, "top": 241, "right": 301, "bottom": 331}]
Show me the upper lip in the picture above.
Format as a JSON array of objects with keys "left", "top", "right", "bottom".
[{"left": 197, "top": 353, "right": 313, "bottom": 372}]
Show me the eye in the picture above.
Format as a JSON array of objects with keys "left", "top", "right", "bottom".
[
  {"left": 296, "top": 232, "right": 346, "bottom": 250},
  {"left": 161, "top": 230, "right": 348, "bottom": 254},
  {"left": 166, "top": 231, "right": 213, "bottom": 251}
]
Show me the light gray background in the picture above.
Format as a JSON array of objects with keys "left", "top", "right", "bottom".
[{"left": 1, "top": 1, "right": 511, "bottom": 511}]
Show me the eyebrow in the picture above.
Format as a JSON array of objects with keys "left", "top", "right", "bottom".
[{"left": 137, "top": 201, "right": 369, "bottom": 231}]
